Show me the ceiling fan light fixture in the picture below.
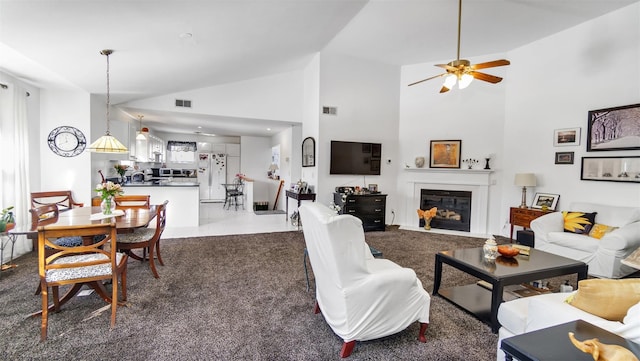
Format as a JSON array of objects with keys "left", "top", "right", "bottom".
[
  {"left": 408, "top": 0, "right": 509, "bottom": 92},
  {"left": 443, "top": 74, "right": 457, "bottom": 89},
  {"left": 459, "top": 73, "right": 474, "bottom": 89},
  {"left": 88, "top": 49, "right": 129, "bottom": 153}
]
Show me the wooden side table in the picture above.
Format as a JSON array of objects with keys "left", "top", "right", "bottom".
[{"left": 509, "top": 207, "right": 551, "bottom": 239}]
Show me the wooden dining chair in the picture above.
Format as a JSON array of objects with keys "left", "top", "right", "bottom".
[
  {"left": 117, "top": 200, "right": 168, "bottom": 278},
  {"left": 37, "top": 221, "right": 128, "bottom": 341},
  {"left": 31, "top": 190, "right": 84, "bottom": 211},
  {"left": 114, "top": 195, "right": 151, "bottom": 210}
]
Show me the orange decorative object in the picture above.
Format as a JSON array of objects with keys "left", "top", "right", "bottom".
[{"left": 498, "top": 245, "right": 520, "bottom": 258}]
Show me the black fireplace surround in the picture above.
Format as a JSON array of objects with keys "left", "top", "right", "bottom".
[{"left": 419, "top": 189, "right": 471, "bottom": 232}]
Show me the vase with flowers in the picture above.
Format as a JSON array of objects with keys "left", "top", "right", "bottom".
[
  {"left": 417, "top": 207, "right": 438, "bottom": 230},
  {"left": 95, "top": 181, "right": 124, "bottom": 215}
]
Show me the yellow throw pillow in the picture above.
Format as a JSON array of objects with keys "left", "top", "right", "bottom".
[
  {"left": 566, "top": 279, "right": 640, "bottom": 321},
  {"left": 588, "top": 223, "right": 618, "bottom": 239},
  {"left": 563, "top": 211, "right": 597, "bottom": 234}
]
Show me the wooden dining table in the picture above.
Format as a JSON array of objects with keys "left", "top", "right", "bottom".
[{"left": 11, "top": 205, "right": 158, "bottom": 316}]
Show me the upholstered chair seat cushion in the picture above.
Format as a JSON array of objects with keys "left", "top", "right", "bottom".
[
  {"left": 47, "top": 235, "right": 106, "bottom": 248},
  {"left": 46, "top": 253, "right": 125, "bottom": 282},
  {"left": 51, "top": 236, "right": 83, "bottom": 247},
  {"left": 117, "top": 228, "right": 155, "bottom": 243}
]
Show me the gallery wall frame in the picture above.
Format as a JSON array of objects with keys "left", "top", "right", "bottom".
[
  {"left": 553, "top": 127, "right": 580, "bottom": 147},
  {"left": 429, "top": 140, "right": 461, "bottom": 168},
  {"left": 555, "top": 152, "right": 574, "bottom": 165},
  {"left": 531, "top": 193, "right": 560, "bottom": 211},
  {"left": 587, "top": 103, "right": 640, "bottom": 151},
  {"left": 580, "top": 156, "right": 640, "bottom": 183}
]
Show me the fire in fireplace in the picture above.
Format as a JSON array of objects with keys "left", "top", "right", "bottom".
[{"left": 419, "top": 189, "right": 472, "bottom": 232}]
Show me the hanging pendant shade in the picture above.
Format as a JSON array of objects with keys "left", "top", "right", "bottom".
[
  {"left": 89, "top": 132, "right": 129, "bottom": 153},
  {"left": 88, "top": 49, "right": 128, "bottom": 153},
  {"left": 135, "top": 115, "right": 148, "bottom": 140}
]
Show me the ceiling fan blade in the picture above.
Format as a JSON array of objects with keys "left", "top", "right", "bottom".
[
  {"left": 471, "top": 59, "right": 510, "bottom": 70},
  {"left": 408, "top": 73, "right": 446, "bottom": 87},
  {"left": 470, "top": 71, "right": 503, "bottom": 84},
  {"left": 435, "top": 63, "right": 459, "bottom": 72},
  {"left": 439, "top": 86, "right": 451, "bottom": 93}
]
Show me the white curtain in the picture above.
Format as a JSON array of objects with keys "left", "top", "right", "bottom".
[{"left": 0, "top": 84, "right": 31, "bottom": 262}]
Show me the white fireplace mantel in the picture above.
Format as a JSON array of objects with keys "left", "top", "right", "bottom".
[{"left": 401, "top": 168, "right": 493, "bottom": 236}]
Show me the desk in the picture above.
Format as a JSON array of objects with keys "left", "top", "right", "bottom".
[
  {"left": 285, "top": 190, "right": 316, "bottom": 228},
  {"left": 501, "top": 320, "right": 640, "bottom": 360}
]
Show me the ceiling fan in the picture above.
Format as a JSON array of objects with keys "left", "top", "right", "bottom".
[{"left": 408, "top": 0, "right": 510, "bottom": 93}]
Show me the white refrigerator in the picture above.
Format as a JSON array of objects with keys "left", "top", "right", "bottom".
[{"left": 197, "top": 153, "right": 227, "bottom": 202}]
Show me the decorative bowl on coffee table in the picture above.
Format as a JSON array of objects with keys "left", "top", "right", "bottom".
[{"left": 498, "top": 245, "right": 520, "bottom": 258}]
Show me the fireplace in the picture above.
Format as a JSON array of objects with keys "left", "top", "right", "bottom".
[
  {"left": 419, "top": 189, "right": 472, "bottom": 232},
  {"left": 404, "top": 169, "right": 492, "bottom": 234}
]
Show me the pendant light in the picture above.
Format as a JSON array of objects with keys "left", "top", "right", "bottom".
[
  {"left": 88, "top": 49, "right": 129, "bottom": 153},
  {"left": 136, "top": 114, "right": 148, "bottom": 140}
]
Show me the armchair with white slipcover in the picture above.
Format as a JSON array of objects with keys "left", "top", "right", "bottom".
[{"left": 299, "top": 202, "right": 431, "bottom": 358}]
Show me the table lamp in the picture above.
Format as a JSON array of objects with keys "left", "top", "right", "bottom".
[{"left": 514, "top": 173, "right": 536, "bottom": 208}]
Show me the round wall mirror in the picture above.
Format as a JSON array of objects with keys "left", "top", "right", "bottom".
[{"left": 302, "top": 137, "right": 315, "bottom": 167}]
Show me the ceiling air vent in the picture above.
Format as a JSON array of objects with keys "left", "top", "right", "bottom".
[
  {"left": 322, "top": 106, "right": 337, "bottom": 115},
  {"left": 175, "top": 99, "right": 192, "bottom": 108}
]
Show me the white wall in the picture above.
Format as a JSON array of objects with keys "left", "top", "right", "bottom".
[
  {"left": 500, "top": 3, "right": 640, "bottom": 228},
  {"left": 241, "top": 136, "right": 272, "bottom": 206},
  {"left": 40, "top": 89, "right": 94, "bottom": 203},
  {"left": 301, "top": 54, "right": 321, "bottom": 189},
  {"left": 123, "top": 70, "right": 305, "bottom": 123},
  {"left": 317, "top": 51, "right": 401, "bottom": 218},
  {"left": 398, "top": 3, "right": 640, "bottom": 235},
  {"left": 399, "top": 53, "right": 507, "bottom": 232}
]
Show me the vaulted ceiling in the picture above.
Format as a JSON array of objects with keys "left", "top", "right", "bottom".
[{"left": 1, "top": 0, "right": 637, "bottom": 136}]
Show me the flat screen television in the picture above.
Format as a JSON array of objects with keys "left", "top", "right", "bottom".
[{"left": 330, "top": 140, "right": 382, "bottom": 175}]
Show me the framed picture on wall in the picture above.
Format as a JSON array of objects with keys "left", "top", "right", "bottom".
[
  {"left": 555, "top": 152, "right": 574, "bottom": 164},
  {"left": 553, "top": 127, "right": 580, "bottom": 146},
  {"left": 581, "top": 156, "right": 640, "bottom": 183},
  {"left": 531, "top": 193, "right": 560, "bottom": 211},
  {"left": 587, "top": 103, "right": 640, "bottom": 151},
  {"left": 429, "top": 140, "right": 461, "bottom": 168}
]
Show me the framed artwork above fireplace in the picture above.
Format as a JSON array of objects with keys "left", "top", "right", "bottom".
[{"left": 429, "top": 140, "right": 461, "bottom": 168}]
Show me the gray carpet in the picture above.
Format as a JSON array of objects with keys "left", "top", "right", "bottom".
[{"left": 0, "top": 227, "right": 509, "bottom": 360}]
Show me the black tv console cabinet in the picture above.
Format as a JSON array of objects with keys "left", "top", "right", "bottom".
[{"left": 333, "top": 193, "right": 387, "bottom": 232}]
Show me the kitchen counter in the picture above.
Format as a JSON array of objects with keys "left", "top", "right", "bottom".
[
  {"left": 124, "top": 182, "right": 199, "bottom": 187},
  {"left": 122, "top": 183, "right": 199, "bottom": 227}
]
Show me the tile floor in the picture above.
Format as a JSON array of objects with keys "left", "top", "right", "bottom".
[{"left": 162, "top": 201, "right": 298, "bottom": 238}]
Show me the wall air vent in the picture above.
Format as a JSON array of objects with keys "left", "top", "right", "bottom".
[
  {"left": 322, "top": 106, "right": 337, "bottom": 115},
  {"left": 175, "top": 99, "right": 192, "bottom": 108}
]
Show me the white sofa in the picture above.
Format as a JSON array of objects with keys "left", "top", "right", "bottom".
[
  {"left": 496, "top": 292, "right": 640, "bottom": 361},
  {"left": 530, "top": 202, "right": 640, "bottom": 278}
]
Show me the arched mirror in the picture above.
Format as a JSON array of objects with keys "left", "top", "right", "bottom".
[{"left": 302, "top": 137, "right": 315, "bottom": 167}]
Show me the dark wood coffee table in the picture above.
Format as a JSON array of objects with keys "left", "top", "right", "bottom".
[
  {"left": 501, "top": 319, "right": 640, "bottom": 360},
  {"left": 433, "top": 247, "right": 587, "bottom": 332}
]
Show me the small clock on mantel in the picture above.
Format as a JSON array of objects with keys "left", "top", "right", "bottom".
[{"left": 47, "top": 126, "right": 87, "bottom": 157}]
